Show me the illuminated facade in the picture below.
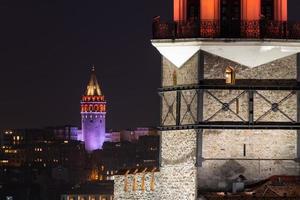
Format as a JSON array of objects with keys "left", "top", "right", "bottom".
[{"left": 81, "top": 67, "right": 106, "bottom": 152}]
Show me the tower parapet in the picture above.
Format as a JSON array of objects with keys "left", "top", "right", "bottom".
[
  {"left": 81, "top": 67, "right": 106, "bottom": 152},
  {"left": 153, "top": 0, "right": 293, "bottom": 40}
]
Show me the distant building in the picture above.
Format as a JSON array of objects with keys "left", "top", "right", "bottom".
[
  {"left": 88, "top": 134, "right": 159, "bottom": 182},
  {"left": 105, "top": 131, "right": 120, "bottom": 143},
  {"left": 47, "top": 126, "right": 79, "bottom": 141},
  {"left": 0, "top": 129, "right": 86, "bottom": 176},
  {"left": 81, "top": 67, "right": 107, "bottom": 152},
  {"left": 119, "top": 127, "right": 157, "bottom": 142},
  {"left": 105, "top": 127, "right": 157, "bottom": 143},
  {"left": 60, "top": 181, "right": 114, "bottom": 200}
]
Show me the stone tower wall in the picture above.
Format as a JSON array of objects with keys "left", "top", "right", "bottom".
[
  {"left": 82, "top": 113, "right": 106, "bottom": 151},
  {"left": 114, "top": 50, "right": 300, "bottom": 199},
  {"left": 198, "top": 53, "right": 300, "bottom": 191},
  {"left": 114, "top": 54, "right": 199, "bottom": 200},
  {"left": 157, "top": 55, "right": 199, "bottom": 199}
]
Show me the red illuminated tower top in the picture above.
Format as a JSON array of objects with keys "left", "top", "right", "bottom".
[
  {"left": 173, "top": 0, "right": 287, "bottom": 22},
  {"left": 81, "top": 67, "right": 106, "bottom": 113},
  {"left": 153, "top": 0, "right": 293, "bottom": 39}
]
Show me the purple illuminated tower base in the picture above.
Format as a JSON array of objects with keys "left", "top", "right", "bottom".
[{"left": 81, "top": 67, "right": 106, "bottom": 152}]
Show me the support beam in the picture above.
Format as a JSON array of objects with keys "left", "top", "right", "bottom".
[
  {"left": 297, "top": 53, "right": 300, "bottom": 82},
  {"left": 249, "top": 90, "right": 254, "bottom": 124},
  {"left": 198, "top": 50, "right": 204, "bottom": 83},
  {"left": 158, "top": 131, "right": 162, "bottom": 167},
  {"left": 297, "top": 53, "right": 300, "bottom": 160},
  {"left": 159, "top": 122, "right": 300, "bottom": 130},
  {"left": 196, "top": 129, "right": 203, "bottom": 167},
  {"left": 176, "top": 90, "right": 181, "bottom": 126},
  {"left": 159, "top": 81, "right": 300, "bottom": 92},
  {"left": 196, "top": 50, "right": 204, "bottom": 167}
]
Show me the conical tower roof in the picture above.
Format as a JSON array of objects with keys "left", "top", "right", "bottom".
[{"left": 85, "top": 66, "right": 102, "bottom": 96}]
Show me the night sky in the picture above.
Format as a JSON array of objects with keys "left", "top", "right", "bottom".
[{"left": 0, "top": 1, "right": 300, "bottom": 130}]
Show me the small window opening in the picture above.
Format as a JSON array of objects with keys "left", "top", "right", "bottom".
[
  {"left": 173, "top": 70, "right": 177, "bottom": 86},
  {"left": 243, "top": 144, "right": 246, "bottom": 157},
  {"left": 236, "top": 99, "right": 239, "bottom": 114},
  {"left": 225, "top": 66, "right": 235, "bottom": 84}
]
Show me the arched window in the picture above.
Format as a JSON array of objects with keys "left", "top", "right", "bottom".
[{"left": 225, "top": 66, "right": 235, "bottom": 84}]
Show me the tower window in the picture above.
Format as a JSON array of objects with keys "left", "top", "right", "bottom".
[
  {"left": 225, "top": 66, "right": 235, "bottom": 84},
  {"left": 173, "top": 70, "right": 177, "bottom": 86}
]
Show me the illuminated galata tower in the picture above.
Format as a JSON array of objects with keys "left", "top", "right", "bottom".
[
  {"left": 81, "top": 67, "right": 106, "bottom": 152},
  {"left": 114, "top": 0, "right": 300, "bottom": 199}
]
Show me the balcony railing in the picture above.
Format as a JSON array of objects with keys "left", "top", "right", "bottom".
[{"left": 152, "top": 19, "right": 300, "bottom": 40}]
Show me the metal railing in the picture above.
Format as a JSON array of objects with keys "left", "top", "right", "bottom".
[{"left": 152, "top": 19, "right": 300, "bottom": 39}]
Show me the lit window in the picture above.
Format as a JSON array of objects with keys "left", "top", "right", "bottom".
[{"left": 225, "top": 66, "right": 235, "bottom": 84}]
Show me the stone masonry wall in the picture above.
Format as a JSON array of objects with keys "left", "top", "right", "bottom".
[
  {"left": 162, "top": 54, "right": 199, "bottom": 87},
  {"left": 204, "top": 53, "right": 296, "bottom": 80},
  {"left": 114, "top": 130, "right": 197, "bottom": 200},
  {"left": 198, "top": 52, "right": 300, "bottom": 191},
  {"left": 198, "top": 129, "right": 299, "bottom": 191},
  {"left": 161, "top": 55, "right": 199, "bottom": 126},
  {"left": 159, "top": 130, "right": 197, "bottom": 200}
]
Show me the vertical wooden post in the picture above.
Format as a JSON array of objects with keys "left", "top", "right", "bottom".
[
  {"left": 150, "top": 168, "right": 156, "bottom": 191},
  {"left": 124, "top": 170, "right": 129, "bottom": 192},
  {"left": 132, "top": 169, "right": 138, "bottom": 191},
  {"left": 141, "top": 168, "right": 147, "bottom": 192}
]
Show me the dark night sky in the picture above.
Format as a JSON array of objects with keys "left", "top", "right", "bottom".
[{"left": 0, "top": 1, "right": 300, "bottom": 130}]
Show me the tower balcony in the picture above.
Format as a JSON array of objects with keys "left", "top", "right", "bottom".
[{"left": 152, "top": 19, "right": 300, "bottom": 40}]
